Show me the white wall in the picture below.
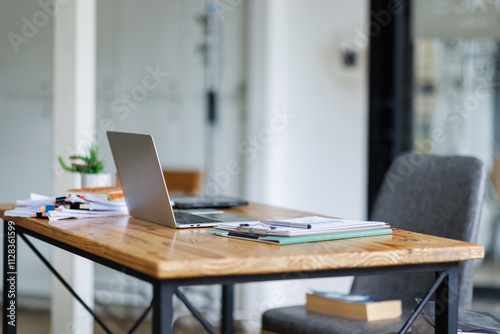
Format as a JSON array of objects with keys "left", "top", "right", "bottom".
[
  {"left": 0, "top": 2, "right": 54, "bottom": 202},
  {"left": 0, "top": 0, "right": 54, "bottom": 299},
  {"left": 245, "top": 0, "right": 368, "bottom": 219},
  {"left": 240, "top": 0, "right": 368, "bottom": 328}
]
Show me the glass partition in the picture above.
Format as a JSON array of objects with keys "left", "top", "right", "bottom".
[{"left": 412, "top": 0, "right": 500, "bottom": 309}]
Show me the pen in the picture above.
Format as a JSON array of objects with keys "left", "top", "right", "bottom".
[
  {"left": 237, "top": 224, "right": 272, "bottom": 233},
  {"left": 264, "top": 221, "right": 312, "bottom": 229}
]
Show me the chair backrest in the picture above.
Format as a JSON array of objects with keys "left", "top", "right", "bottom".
[
  {"left": 162, "top": 169, "right": 202, "bottom": 194},
  {"left": 351, "top": 152, "right": 486, "bottom": 309}
]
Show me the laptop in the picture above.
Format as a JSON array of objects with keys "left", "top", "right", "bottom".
[
  {"left": 107, "top": 131, "right": 254, "bottom": 228},
  {"left": 171, "top": 195, "right": 248, "bottom": 209}
]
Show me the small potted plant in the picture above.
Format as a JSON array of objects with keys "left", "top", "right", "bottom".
[{"left": 58, "top": 144, "right": 111, "bottom": 188}]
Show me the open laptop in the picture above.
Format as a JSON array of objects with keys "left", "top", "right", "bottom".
[{"left": 107, "top": 131, "right": 254, "bottom": 228}]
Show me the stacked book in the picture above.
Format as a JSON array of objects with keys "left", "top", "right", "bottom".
[
  {"left": 67, "top": 186, "right": 124, "bottom": 201},
  {"left": 4, "top": 191, "right": 128, "bottom": 221},
  {"left": 208, "top": 216, "right": 392, "bottom": 245},
  {"left": 305, "top": 290, "right": 402, "bottom": 321}
]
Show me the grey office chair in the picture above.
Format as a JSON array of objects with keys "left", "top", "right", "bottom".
[{"left": 261, "top": 153, "right": 486, "bottom": 334}]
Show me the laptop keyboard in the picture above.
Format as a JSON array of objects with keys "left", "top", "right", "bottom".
[{"left": 174, "top": 211, "right": 222, "bottom": 225}]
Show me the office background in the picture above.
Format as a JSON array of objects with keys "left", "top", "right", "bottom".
[{"left": 1, "top": 0, "right": 499, "bottom": 332}]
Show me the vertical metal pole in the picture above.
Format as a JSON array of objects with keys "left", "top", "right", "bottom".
[
  {"left": 3, "top": 221, "right": 17, "bottom": 334},
  {"left": 153, "top": 280, "right": 176, "bottom": 334},
  {"left": 203, "top": 1, "right": 220, "bottom": 195},
  {"left": 221, "top": 284, "right": 234, "bottom": 334},
  {"left": 435, "top": 265, "right": 458, "bottom": 334},
  {"left": 494, "top": 43, "right": 500, "bottom": 155}
]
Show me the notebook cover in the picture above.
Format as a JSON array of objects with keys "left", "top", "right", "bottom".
[{"left": 207, "top": 227, "right": 392, "bottom": 245}]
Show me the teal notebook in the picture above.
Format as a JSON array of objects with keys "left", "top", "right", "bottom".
[{"left": 207, "top": 227, "right": 392, "bottom": 245}]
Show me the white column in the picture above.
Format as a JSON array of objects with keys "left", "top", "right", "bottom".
[
  {"left": 239, "top": 0, "right": 291, "bottom": 330},
  {"left": 52, "top": 0, "right": 96, "bottom": 333},
  {"left": 244, "top": 0, "right": 288, "bottom": 203}
]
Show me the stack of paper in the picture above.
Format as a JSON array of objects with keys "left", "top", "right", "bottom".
[
  {"left": 208, "top": 216, "right": 392, "bottom": 245},
  {"left": 4, "top": 193, "right": 128, "bottom": 221},
  {"left": 217, "top": 217, "right": 388, "bottom": 236}
]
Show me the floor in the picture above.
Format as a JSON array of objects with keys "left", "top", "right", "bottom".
[
  {"left": 15, "top": 306, "right": 256, "bottom": 334},
  {"left": 11, "top": 261, "right": 500, "bottom": 333},
  {"left": 470, "top": 258, "right": 500, "bottom": 318},
  {"left": 17, "top": 308, "right": 152, "bottom": 334}
]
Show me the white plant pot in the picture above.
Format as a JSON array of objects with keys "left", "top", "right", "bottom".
[{"left": 81, "top": 173, "right": 112, "bottom": 188}]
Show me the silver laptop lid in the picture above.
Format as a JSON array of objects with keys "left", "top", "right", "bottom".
[{"left": 107, "top": 131, "right": 177, "bottom": 227}]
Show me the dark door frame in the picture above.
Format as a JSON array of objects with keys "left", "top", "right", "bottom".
[{"left": 368, "top": 0, "right": 413, "bottom": 214}]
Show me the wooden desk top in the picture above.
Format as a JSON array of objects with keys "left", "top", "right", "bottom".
[{"left": 0, "top": 203, "right": 484, "bottom": 280}]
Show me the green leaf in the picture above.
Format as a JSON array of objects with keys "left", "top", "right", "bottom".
[
  {"left": 58, "top": 156, "right": 78, "bottom": 172},
  {"left": 58, "top": 144, "right": 104, "bottom": 174}
]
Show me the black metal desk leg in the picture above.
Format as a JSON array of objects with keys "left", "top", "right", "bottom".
[
  {"left": 221, "top": 284, "right": 234, "bottom": 334},
  {"left": 3, "top": 220, "right": 17, "bottom": 334},
  {"left": 153, "top": 281, "right": 176, "bottom": 334},
  {"left": 435, "top": 265, "right": 459, "bottom": 334}
]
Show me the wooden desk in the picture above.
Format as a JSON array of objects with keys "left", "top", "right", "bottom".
[{"left": 0, "top": 203, "right": 484, "bottom": 334}]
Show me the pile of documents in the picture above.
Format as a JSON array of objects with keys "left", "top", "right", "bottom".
[
  {"left": 4, "top": 193, "right": 128, "bottom": 221},
  {"left": 208, "top": 216, "right": 392, "bottom": 245}
]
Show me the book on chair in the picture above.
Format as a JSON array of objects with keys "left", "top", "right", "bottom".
[{"left": 305, "top": 291, "right": 402, "bottom": 321}]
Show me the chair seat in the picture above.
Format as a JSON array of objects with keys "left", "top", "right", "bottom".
[{"left": 262, "top": 305, "right": 413, "bottom": 334}]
